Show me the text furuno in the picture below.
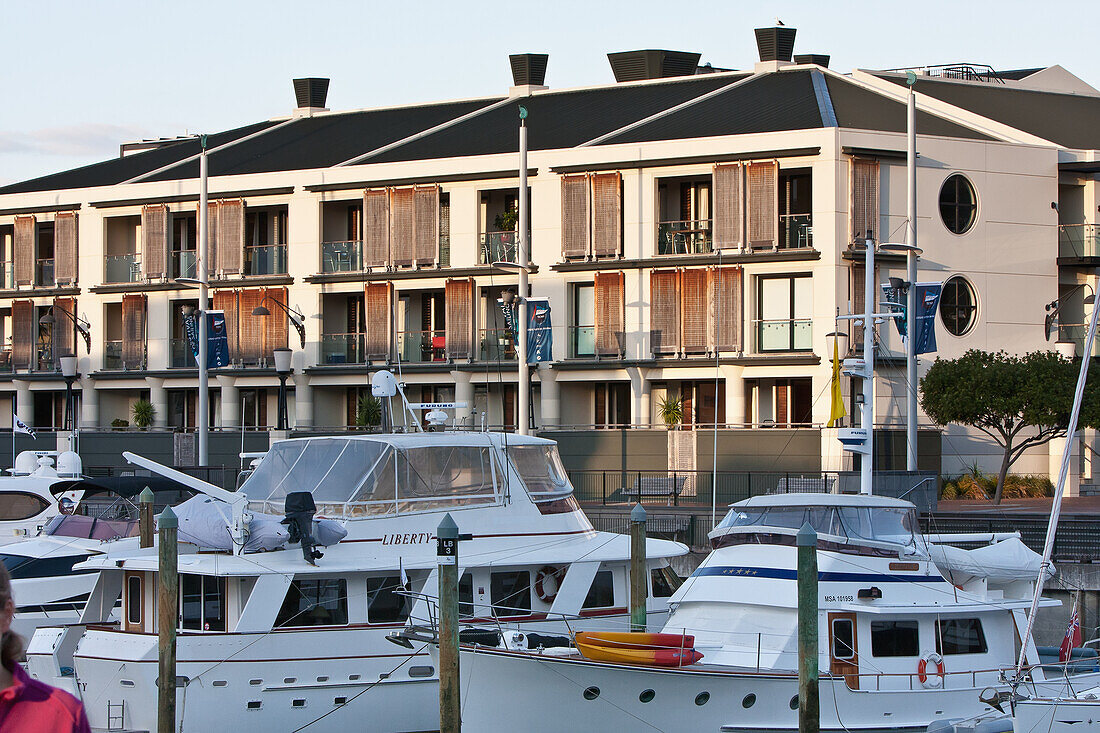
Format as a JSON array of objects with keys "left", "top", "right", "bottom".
[{"left": 381, "top": 532, "right": 433, "bottom": 546}]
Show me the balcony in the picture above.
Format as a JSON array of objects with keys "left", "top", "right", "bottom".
[
  {"left": 104, "top": 340, "right": 146, "bottom": 370},
  {"left": 36, "top": 259, "right": 54, "bottom": 288},
  {"left": 321, "top": 333, "right": 368, "bottom": 365},
  {"left": 569, "top": 326, "right": 595, "bottom": 358},
  {"left": 105, "top": 254, "right": 141, "bottom": 284},
  {"left": 321, "top": 241, "right": 363, "bottom": 273},
  {"left": 657, "top": 220, "right": 712, "bottom": 255},
  {"left": 755, "top": 319, "right": 813, "bottom": 352},
  {"left": 1059, "top": 224, "right": 1100, "bottom": 261},
  {"left": 173, "top": 250, "right": 197, "bottom": 280},
  {"left": 397, "top": 330, "right": 446, "bottom": 363},
  {"left": 480, "top": 232, "right": 521, "bottom": 265},
  {"left": 779, "top": 214, "right": 813, "bottom": 250},
  {"left": 170, "top": 338, "right": 193, "bottom": 368},
  {"left": 244, "top": 244, "right": 287, "bottom": 276},
  {"left": 0, "top": 349, "right": 11, "bottom": 373},
  {"left": 479, "top": 328, "right": 516, "bottom": 361}
]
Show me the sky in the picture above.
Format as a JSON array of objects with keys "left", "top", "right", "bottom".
[{"left": 1, "top": 0, "right": 1098, "bottom": 186}]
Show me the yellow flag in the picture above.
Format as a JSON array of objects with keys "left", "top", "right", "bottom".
[{"left": 828, "top": 336, "right": 848, "bottom": 427}]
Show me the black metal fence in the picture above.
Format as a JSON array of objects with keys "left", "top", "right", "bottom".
[
  {"left": 83, "top": 464, "right": 245, "bottom": 492},
  {"left": 920, "top": 513, "right": 1100, "bottom": 563}
]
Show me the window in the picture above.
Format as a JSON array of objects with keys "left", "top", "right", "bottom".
[
  {"left": 651, "top": 567, "right": 682, "bottom": 598},
  {"left": 779, "top": 170, "right": 812, "bottom": 249},
  {"left": 179, "top": 574, "right": 226, "bottom": 631},
  {"left": 757, "top": 275, "right": 812, "bottom": 351},
  {"left": 0, "top": 492, "right": 49, "bottom": 520},
  {"left": 490, "top": 570, "right": 531, "bottom": 617},
  {"left": 940, "top": 276, "right": 977, "bottom": 336},
  {"left": 275, "top": 579, "right": 348, "bottom": 628},
  {"left": 594, "top": 382, "right": 630, "bottom": 427},
  {"left": 939, "top": 174, "right": 977, "bottom": 234},
  {"left": 871, "top": 620, "right": 919, "bottom": 657},
  {"left": 0, "top": 554, "right": 85, "bottom": 580},
  {"left": 832, "top": 618, "right": 856, "bottom": 660},
  {"left": 459, "top": 572, "right": 474, "bottom": 618},
  {"left": 571, "top": 283, "right": 595, "bottom": 357},
  {"left": 583, "top": 570, "right": 615, "bottom": 609},
  {"left": 127, "top": 574, "right": 143, "bottom": 626},
  {"left": 936, "top": 618, "right": 987, "bottom": 655},
  {"left": 366, "top": 575, "right": 412, "bottom": 624}
]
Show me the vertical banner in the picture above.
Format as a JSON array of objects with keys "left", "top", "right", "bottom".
[
  {"left": 184, "top": 313, "right": 199, "bottom": 364},
  {"left": 497, "top": 298, "right": 518, "bottom": 339},
  {"left": 526, "top": 298, "right": 552, "bottom": 364},
  {"left": 914, "top": 282, "right": 942, "bottom": 355},
  {"left": 206, "top": 310, "right": 230, "bottom": 368},
  {"left": 881, "top": 283, "right": 906, "bottom": 337}
]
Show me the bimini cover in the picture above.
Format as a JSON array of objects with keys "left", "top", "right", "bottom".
[
  {"left": 929, "top": 537, "right": 1053, "bottom": 586},
  {"left": 169, "top": 496, "right": 347, "bottom": 553}
]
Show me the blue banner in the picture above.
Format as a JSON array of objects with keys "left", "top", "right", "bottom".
[
  {"left": 914, "top": 282, "right": 942, "bottom": 355},
  {"left": 207, "top": 311, "right": 230, "bottom": 368},
  {"left": 526, "top": 298, "right": 552, "bottom": 364}
]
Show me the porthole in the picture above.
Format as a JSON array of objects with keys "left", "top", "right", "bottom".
[
  {"left": 292, "top": 699, "right": 306, "bottom": 708},
  {"left": 696, "top": 692, "right": 711, "bottom": 706},
  {"left": 334, "top": 697, "right": 348, "bottom": 706},
  {"left": 284, "top": 677, "right": 296, "bottom": 684},
  {"left": 940, "top": 275, "right": 978, "bottom": 336},
  {"left": 120, "top": 680, "right": 135, "bottom": 688},
  {"left": 249, "top": 679, "right": 262, "bottom": 686},
  {"left": 247, "top": 701, "right": 262, "bottom": 711},
  {"left": 939, "top": 174, "right": 977, "bottom": 235},
  {"left": 212, "top": 680, "right": 227, "bottom": 688},
  {"left": 742, "top": 693, "right": 756, "bottom": 708},
  {"left": 639, "top": 689, "right": 655, "bottom": 703},
  {"left": 583, "top": 686, "right": 601, "bottom": 700},
  {"left": 349, "top": 674, "right": 361, "bottom": 681},
  {"left": 316, "top": 676, "right": 328, "bottom": 683},
  {"left": 409, "top": 666, "right": 435, "bottom": 678},
  {"left": 790, "top": 695, "right": 799, "bottom": 710}
]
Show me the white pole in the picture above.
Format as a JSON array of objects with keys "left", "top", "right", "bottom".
[
  {"left": 517, "top": 117, "right": 529, "bottom": 436},
  {"left": 862, "top": 236, "right": 875, "bottom": 495},
  {"left": 198, "top": 145, "right": 210, "bottom": 466},
  {"left": 906, "top": 84, "right": 919, "bottom": 472}
]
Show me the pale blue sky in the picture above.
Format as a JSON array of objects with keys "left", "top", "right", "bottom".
[{"left": 1, "top": 0, "right": 1097, "bottom": 185}]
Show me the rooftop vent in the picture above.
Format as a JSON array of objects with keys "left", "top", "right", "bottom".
[
  {"left": 793, "top": 53, "right": 829, "bottom": 68},
  {"left": 755, "top": 26, "right": 797, "bottom": 63},
  {"left": 293, "top": 77, "right": 330, "bottom": 111},
  {"left": 510, "top": 54, "right": 549, "bottom": 87},
  {"left": 608, "top": 50, "right": 702, "bottom": 82}
]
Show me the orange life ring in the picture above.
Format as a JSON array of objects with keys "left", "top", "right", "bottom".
[
  {"left": 534, "top": 566, "right": 563, "bottom": 604},
  {"left": 918, "top": 651, "right": 945, "bottom": 688}
]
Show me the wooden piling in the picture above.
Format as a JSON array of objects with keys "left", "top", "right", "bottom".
[
  {"left": 630, "top": 503, "right": 647, "bottom": 632},
  {"left": 797, "top": 522, "right": 819, "bottom": 733},
  {"left": 437, "top": 513, "right": 460, "bottom": 733},
  {"left": 139, "top": 486, "right": 154, "bottom": 549},
  {"left": 158, "top": 505, "right": 178, "bottom": 733}
]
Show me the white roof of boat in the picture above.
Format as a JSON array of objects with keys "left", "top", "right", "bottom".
[
  {"left": 273, "top": 432, "right": 554, "bottom": 450},
  {"left": 731, "top": 493, "right": 915, "bottom": 509}
]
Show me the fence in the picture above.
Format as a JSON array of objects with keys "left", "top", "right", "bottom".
[{"left": 83, "top": 464, "right": 245, "bottom": 492}]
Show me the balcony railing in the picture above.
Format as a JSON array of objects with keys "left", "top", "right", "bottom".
[
  {"left": 1059, "top": 224, "right": 1100, "bottom": 259},
  {"left": 657, "top": 220, "right": 712, "bottom": 255},
  {"left": 321, "top": 333, "right": 368, "bottom": 365},
  {"left": 0, "top": 349, "right": 11, "bottom": 373},
  {"left": 755, "top": 318, "right": 813, "bottom": 352},
  {"left": 479, "top": 328, "right": 516, "bottom": 361},
  {"left": 480, "top": 232, "right": 521, "bottom": 264},
  {"left": 173, "top": 250, "right": 197, "bottom": 280},
  {"left": 36, "top": 259, "right": 54, "bottom": 287},
  {"left": 397, "top": 330, "right": 446, "bottom": 363},
  {"left": 105, "top": 253, "right": 141, "bottom": 283},
  {"left": 244, "top": 244, "right": 287, "bottom": 276},
  {"left": 779, "top": 214, "right": 813, "bottom": 249},
  {"left": 569, "top": 326, "right": 595, "bottom": 358},
  {"left": 0, "top": 262, "right": 12, "bottom": 289},
  {"left": 104, "top": 340, "right": 146, "bottom": 370},
  {"left": 170, "top": 338, "right": 193, "bottom": 368},
  {"left": 321, "top": 241, "right": 363, "bottom": 273}
]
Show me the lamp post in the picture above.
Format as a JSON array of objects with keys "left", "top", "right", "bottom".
[
  {"left": 38, "top": 307, "right": 92, "bottom": 354},
  {"left": 59, "top": 354, "right": 77, "bottom": 432},
  {"left": 273, "top": 347, "right": 292, "bottom": 431},
  {"left": 176, "top": 279, "right": 210, "bottom": 465},
  {"left": 879, "top": 242, "right": 923, "bottom": 473},
  {"left": 251, "top": 298, "right": 306, "bottom": 350}
]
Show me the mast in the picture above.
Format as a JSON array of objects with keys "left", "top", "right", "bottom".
[{"left": 861, "top": 236, "right": 875, "bottom": 495}]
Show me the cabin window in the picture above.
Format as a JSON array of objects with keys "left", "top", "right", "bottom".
[
  {"left": 508, "top": 445, "right": 571, "bottom": 498},
  {"left": 936, "top": 618, "right": 987, "bottom": 655},
  {"left": 651, "top": 567, "right": 682, "bottom": 598},
  {"left": 871, "top": 620, "right": 920, "bottom": 657},
  {"left": 0, "top": 492, "right": 50, "bottom": 520},
  {"left": 275, "top": 579, "right": 348, "bottom": 628},
  {"left": 126, "top": 574, "right": 143, "bottom": 627},
  {"left": 179, "top": 574, "right": 227, "bottom": 631},
  {"left": 459, "top": 572, "right": 473, "bottom": 618},
  {"left": 583, "top": 571, "right": 615, "bottom": 609},
  {"left": 366, "top": 575, "right": 412, "bottom": 624},
  {"left": 832, "top": 618, "right": 856, "bottom": 660},
  {"left": 490, "top": 571, "right": 531, "bottom": 617}
]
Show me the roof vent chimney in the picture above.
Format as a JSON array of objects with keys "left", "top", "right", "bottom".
[
  {"left": 293, "top": 77, "right": 330, "bottom": 115},
  {"left": 793, "top": 53, "right": 829, "bottom": 68},
  {"left": 755, "top": 25, "right": 797, "bottom": 63},
  {"left": 509, "top": 53, "right": 549, "bottom": 96},
  {"left": 608, "top": 50, "right": 702, "bottom": 82}
]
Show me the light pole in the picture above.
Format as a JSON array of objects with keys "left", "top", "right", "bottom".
[
  {"left": 59, "top": 354, "right": 77, "bottom": 432},
  {"left": 38, "top": 307, "right": 92, "bottom": 354},
  {"left": 197, "top": 137, "right": 210, "bottom": 465},
  {"left": 880, "top": 241, "right": 923, "bottom": 473},
  {"left": 273, "top": 347, "right": 292, "bottom": 430}
]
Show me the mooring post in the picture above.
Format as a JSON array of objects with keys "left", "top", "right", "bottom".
[
  {"left": 139, "top": 486, "right": 154, "bottom": 549},
  {"left": 157, "top": 505, "right": 178, "bottom": 733},
  {"left": 797, "top": 522, "right": 820, "bottom": 733},
  {"left": 437, "top": 513, "right": 460, "bottom": 733},
  {"left": 630, "top": 503, "right": 647, "bottom": 632}
]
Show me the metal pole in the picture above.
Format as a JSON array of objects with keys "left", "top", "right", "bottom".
[
  {"left": 64, "top": 377, "right": 74, "bottom": 432},
  {"left": 630, "top": 503, "right": 647, "bottom": 632},
  {"left": 906, "top": 84, "right": 919, "bottom": 472},
  {"left": 197, "top": 144, "right": 209, "bottom": 466},
  {"left": 277, "top": 374, "right": 288, "bottom": 431},
  {"left": 797, "top": 522, "right": 820, "bottom": 733},
  {"left": 139, "top": 486, "right": 154, "bottom": 549},
  {"left": 157, "top": 505, "right": 178, "bottom": 733},
  {"left": 517, "top": 116, "right": 530, "bottom": 435},
  {"left": 437, "top": 513, "right": 460, "bottom": 733},
  {"left": 862, "top": 236, "right": 875, "bottom": 495}
]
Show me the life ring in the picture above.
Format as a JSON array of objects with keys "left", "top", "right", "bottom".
[
  {"left": 918, "top": 651, "right": 945, "bottom": 688},
  {"left": 534, "top": 566, "right": 563, "bottom": 604}
]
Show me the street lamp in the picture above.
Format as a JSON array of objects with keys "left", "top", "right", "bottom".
[
  {"left": 39, "top": 307, "right": 92, "bottom": 353},
  {"left": 251, "top": 297, "right": 306, "bottom": 350},
  {"left": 273, "top": 347, "right": 292, "bottom": 430},
  {"left": 59, "top": 354, "right": 77, "bottom": 432}
]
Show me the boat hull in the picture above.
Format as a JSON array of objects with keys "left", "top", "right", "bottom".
[{"left": 1013, "top": 699, "right": 1100, "bottom": 733}]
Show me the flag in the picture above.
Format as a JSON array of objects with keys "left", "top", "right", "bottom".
[
  {"left": 1059, "top": 600, "right": 1082, "bottom": 662},
  {"left": 13, "top": 414, "right": 35, "bottom": 439},
  {"left": 913, "top": 283, "right": 943, "bottom": 355},
  {"left": 828, "top": 336, "right": 848, "bottom": 428},
  {"left": 399, "top": 557, "right": 409, "bottom": 590},
  {"left": 526, "top": 298, "right": 553, "bottom": 364}
]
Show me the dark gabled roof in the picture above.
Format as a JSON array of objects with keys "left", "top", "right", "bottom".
[
  {"left": 600, "top": 70, "right": 823, "bottom": 145},
  {"left": 0, "top": 121, "right": 278, "bottom": 195},
  {"left": 826, "top": 75, "right": 995, "bottom": 140},
  {"left": 874, "top": 72, "right": 1100, "bottom": 149}
]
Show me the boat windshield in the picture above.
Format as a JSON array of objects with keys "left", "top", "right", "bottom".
[
  {"left": 43, "top": 514, "right": 140, "bottom": 540},
  {"left": 241, "top": 438, "right": 503, "bottom": 517},
  {"left": 507, "top": 445, "right": 573, "bottom": 499},
  {"left": 715, "top": 504, "right": 926, "bottom": 552}
]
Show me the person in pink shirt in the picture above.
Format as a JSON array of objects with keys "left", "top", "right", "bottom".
[{"left": 0, "top": 562, "right": 90, "bottom": 732}]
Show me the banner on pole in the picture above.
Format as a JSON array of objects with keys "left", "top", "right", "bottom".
[
  {"left": 526, "top": 298, "right": 552, "bottom": 364},
  {"left": 879, "top": 281, "right": 942, "bottom": 355},
  {"left": 498, "top": 298, "right": 518, "bottom": 339},
  {"left": 206, "top": 311, "right": 230, "bottom": 369}
]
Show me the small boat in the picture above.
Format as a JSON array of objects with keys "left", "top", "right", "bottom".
[{"left": 575, "top": 631, "right": 702, "bottom": 667}]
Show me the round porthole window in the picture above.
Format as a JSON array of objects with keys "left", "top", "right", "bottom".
[
  {"left": 789, "top": 695, "right": 799, "bottom": 710},
  {"left": 939, "top": 174, "right": 978, "bottom": 235},
  {"left": 741, "top": 693, "right": 756, "bottom": 708},
  {"left": 940, "top": 276, "right": 978, "bottom": 336},
  {"left": 696, "top": 692, "right": 711, "bottom": 706},
  {"left": 583, "top": 686, "right": 600, "bottom": 701},
  {"left": 639, "top": 689, "right": 655, "bottom": 703}
]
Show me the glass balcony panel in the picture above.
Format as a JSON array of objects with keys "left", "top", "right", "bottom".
[
  {"left": 170, "top": 338, "right": 194, "bottom": 368},
  {"left": 320, "top": 333, "right": 367, "bottom": 365},
  {"left": 656, "top": 220, "right": 713, "bottom": 255},
  {"left": 0, "top": 262, "right": 13, "bottom": 289},
  {"left": 321, "top": 241, "right": 363, "bottom": 273},
  {"left": 173, "top": 250, "right": 197, "bottom": 280},
  {"left": 36, "top": 259, "right": 54, "bottom": 287},
  {"left": 1059, "top": 225, "right": 1100, "bottom": 259},
  {"left": 779, "top": 214, "right": 813, "bottom": 249},
  {"left": 756, "top": 319, "right": 813, "bottom": 352},
  {"left": 480, "top": 232, "right": 522, "bottom": 264},
  {"left": 105, "top": 254, "right": 141, "bottom": 283},
  {"left": 245, "top": 245, "right": 287, "bottom": 276},
  {"left": 479, "top": 328, "right": 516, "bottom": 361},
  {"left": 0, "top": 350, "right": 11, "bottom": 373},
  {"left": 397, "top": 331, "right": 445, "bottom": 363},
  {"left": 570, "top": 326, "right": 595, "bottom": 358},
  {"left": 104, "top": 340, "right": 123, "bottom": 370}
]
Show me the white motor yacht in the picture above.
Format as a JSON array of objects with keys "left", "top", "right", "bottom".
[
  {"left": 0, "top": 450, "right": 84, "bottom": 545},
  {"left": 27, "top": 431, "right": 687, "bottom": 733}
]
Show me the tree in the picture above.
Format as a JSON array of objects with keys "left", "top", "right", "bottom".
[
  {"left": 920, "top": 349, "right": 1100, "bottom": 504},
  {"left": 355, "top": 394, "right": 383, "bottom": 428},
  {"left": 131, "top": 399, "right": 156, "bottom": 429}
]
